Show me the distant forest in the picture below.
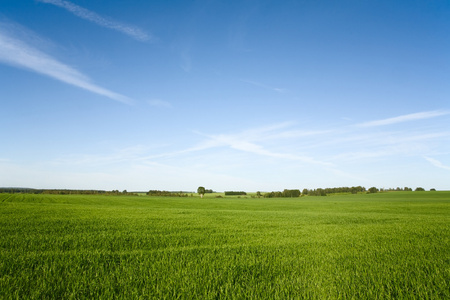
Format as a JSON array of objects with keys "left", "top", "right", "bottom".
[
  {"left": 0, "top": 188, "right": 139, "bottom": 196},
  {"left": 0, "top": 186, "right": 434, "bottom": 197},
  {"left": 264, "top": 186, "right": 432, "bottom": 197}
]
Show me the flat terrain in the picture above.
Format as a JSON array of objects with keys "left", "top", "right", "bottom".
[{"left": 0, "top": 192, "right": 449, "bottom": 299}]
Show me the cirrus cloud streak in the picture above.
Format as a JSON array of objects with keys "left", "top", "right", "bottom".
[
  {"left": 358, "top": 110, "right": 449, "bottom": 127},
  {"left": 37, "top": 0, "right": 152, "bottom": 42},
  {"left": 0, "top": 22, "right": 133, "bottom": 104},
  {"left": 424, "top": 157, "right": 450, "bottom": 171}
]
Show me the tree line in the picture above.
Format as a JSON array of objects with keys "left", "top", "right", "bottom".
[
  {"left": 263, "top": 189, "right": 301, "bottom": 198},
  {"left": 0, "top": 186, "right": 436, "bottom": 197},
  {"left": 261, "top": 186, "right": 433, "bottom": 198},
  {"left": 0, "top": 188, "right": 138, "bottom": 196},
  {"left": 303, "top": 186, "right": 366, "bottom": 196},
  {"left": 224, "top": 191, "right": 247, "bottom": 196},
  {"left": 147, "top": 190, "right": 190, "bottom": 197}
]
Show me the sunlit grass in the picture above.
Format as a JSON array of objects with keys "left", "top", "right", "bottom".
[{"left": 0, "top": 192, "right": 449, "bottom": 298}]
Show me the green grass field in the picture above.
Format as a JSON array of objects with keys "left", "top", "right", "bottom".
[{"left": 0, "top": 192, "right": 449, "bottom": 299}]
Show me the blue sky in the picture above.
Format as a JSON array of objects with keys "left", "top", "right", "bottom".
[{"left": 1, "top": 0, "right": 449, "bottom": 192}]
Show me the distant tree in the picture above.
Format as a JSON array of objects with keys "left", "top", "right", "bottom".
[
  {"left": 304, "top": 188, "right": 326, "bottom": 196},
  {"left": 256, "top": 191, "right": 261, "bottom": 198},
  {"left": 225, "top": 191, "right": 247, "bottom": 196},
  {"left": 197, "top": 186, "right": 206, "bottom": 198},
  {"left": 147, "top": 190, "right": 187, "bottom": 197},
  {"left": 415, "top": 187, "right": 425, "bottom": 192},
  {"left": 430, "top": 188, "right": 436, "bottom": 191},
  {"left": 264, "top": 191, "right": 283, "bottom": 198},
  {"left": 282, "top": 189, "right": 301, "bottom": 197},
  {"left": 368, "top": 187, "right": 379, "bottom": 193},
  {"left": 263, "top": 192, "right": 273, "bottom": 198}
]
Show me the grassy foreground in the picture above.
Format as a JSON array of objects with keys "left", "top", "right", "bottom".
[{"left": 0, "top": 192, "right": 449, "bottom": 299}]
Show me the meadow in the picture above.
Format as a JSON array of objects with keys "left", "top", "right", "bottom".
[{"left": 0, "top": 192, "right": 449, "bottom": 299}]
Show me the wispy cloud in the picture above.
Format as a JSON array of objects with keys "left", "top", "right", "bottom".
[
  {"left": 180, "top": 48, "right": 192, "bottom": 72},
  {"left": 37, "top": 0, "right": 152, "bottom": 42},
  {"left": 424, "top": 157, "right": 450, "bottom": 171},
  {"left": 115, "top": 123, "right": 332, "bottom": 166},
  {"left": 51, "top": 145, "right": 149, "bottom": 166},
  {"left": 0, "top": 22, "right": 133, "bottom": 104},
  {"left": 327, "top": 129, "right": 450, "bottom": 163},
  {"left": 241, "top": 79, "right": 287, "bottom": 93},
  {"left": 18, "top": 115, "right": 449, "bottom": 190},
  {"left": 185, "top": 119, "right": 449, "bottom": 169},
  {"left": 358, "top": 110, "right": 449, "bottom": 127},
  {"left": 191, "top": 124, "right": 333, "bottom": 166},
  {"left": 147, "top": 99, "right": 172, "bottom": 108}
]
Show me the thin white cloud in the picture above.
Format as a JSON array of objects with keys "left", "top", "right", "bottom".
[
  {"left": 125, "top": 123, "right": 332, "bottom": 166},
  {"left": 39, "top": 120, "right": 450, "bottom": 189},
  {"left": 425, "top": 157, "right": 450, "bottom": 171},
  {"left": 147, "top": 99, "right": 172, "bottom": 108},
  {"left": 192, "top": 124, "right": 333, "bottom": 166},
  {"left": 2, "top": 155, "right": 255, "bottom": 191},
  {"left": 241, "top": 79, "right": 287, "bottom": 93},
  {"left": 228, "top": 139, "right": 332, "bottom": 166},
  {"left": 37, "top": 0, "right": 152, "bottom": 42},
  {"left": 358, "top": 110, "right": 449, "bottom": 127},
  {"left": 190, "top": 120, "right": 449, "bottom": 169},
  {"left": 180, "top": 48, "right": 192, "bottom": 72},
  {"left": 51, "top": 145, "right": 151, "bottom": 166},
  {"left": 265, "top": 129, "right": 333, "bottom": 140},
  {"left": 327, "top": 130, "right": 449, "bottom": 163},
  {"left": 0, "top": 23, "right": 133, "bottom": 104}
]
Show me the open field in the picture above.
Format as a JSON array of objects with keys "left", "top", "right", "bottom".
[{"left": 0, "top": 192, "right": 449, "bottom": 299}]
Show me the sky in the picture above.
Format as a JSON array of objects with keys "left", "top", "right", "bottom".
[{"left": 1, "top": 0, "right": 450, "bottom": 192}]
